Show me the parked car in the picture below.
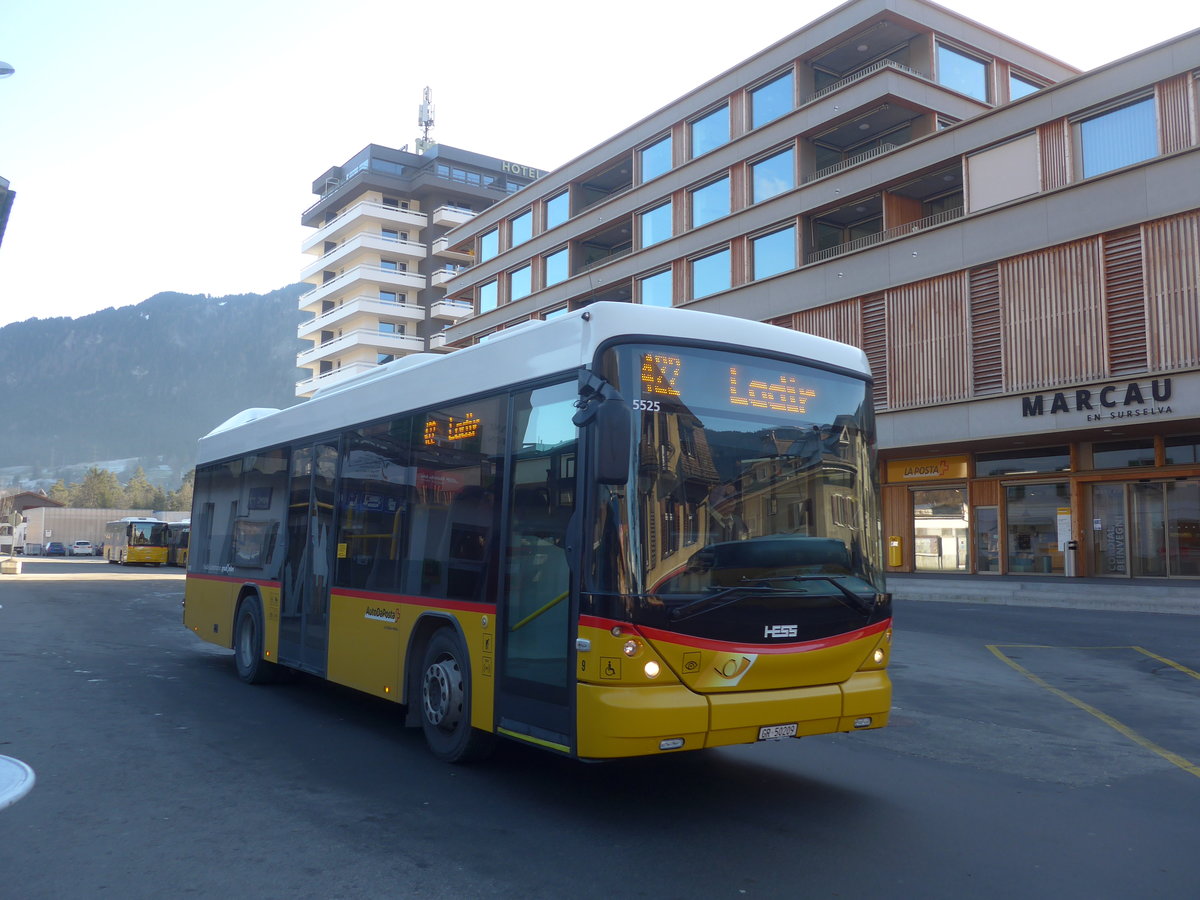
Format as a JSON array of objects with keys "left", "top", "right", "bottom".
[
  {"left": 44, "top": 542, "right": 67, "bottom": 556},
  {"left": 71, "top": 540, "right": 94, "bottom": 557}
]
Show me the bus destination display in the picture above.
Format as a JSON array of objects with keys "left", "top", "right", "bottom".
[{"left": 639, "top": 351, "right": 816, "bottom": 416}]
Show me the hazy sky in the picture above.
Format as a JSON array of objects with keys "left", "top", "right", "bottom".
[{"left": 0, "top": 0, "right": 1195, "bottom": 328}]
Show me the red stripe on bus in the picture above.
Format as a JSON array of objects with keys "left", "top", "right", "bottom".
[{"left": 579, "top": 614, "right": 891, "bottom": 654}]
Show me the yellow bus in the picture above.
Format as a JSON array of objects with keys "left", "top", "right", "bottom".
[
  {"left": 166, "top": 520, "right": 190, "bottom": 567},
  {"left": 183, "top": 303, "right": 891, "bottom": 762},
  {"left": 105, "top": 517, "right": 169, "bottom": 566}
]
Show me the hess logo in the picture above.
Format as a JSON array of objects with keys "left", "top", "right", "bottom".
[{"left": 764, "top": 624, "right": 798, "bottom": 639}]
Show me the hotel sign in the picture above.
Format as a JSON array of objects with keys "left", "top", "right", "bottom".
[
  {"left": 1020, "top": 378, "right": 1174, "bottom": 422},
  {"left": 887, "top": 455, "right": 969, "bottom": 482}
]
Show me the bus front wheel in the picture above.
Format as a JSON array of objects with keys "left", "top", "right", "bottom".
[
  {"left": 234, "top": 599, "right": 278, "bottom": 685},
  {"left": 419, "top": 629, "right": 494, "bottom": 763}
]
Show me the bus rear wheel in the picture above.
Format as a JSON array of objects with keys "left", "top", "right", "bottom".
[
  {"left": 419, "top": 629, "right": 494, "bottom": 763},
  {"left": 234, "top": 599, "right": 278, "bottom": 685}
]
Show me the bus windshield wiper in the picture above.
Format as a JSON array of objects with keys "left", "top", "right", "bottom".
[
  {"left": 667, "top": 585, "right": 780, "bottom": 623},
  {"left": 752, "top": 575, "right": 876, "bottom": 614}
]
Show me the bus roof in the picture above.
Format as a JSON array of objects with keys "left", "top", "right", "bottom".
[{"left": 196, "top": 302, "right": 870, "bottom": 467}]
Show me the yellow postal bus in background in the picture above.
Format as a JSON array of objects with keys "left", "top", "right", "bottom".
[
  {"left": 183, "top": 303, "right": 892, "bottom": 762},
  {"left": 105, "top": 517, "right": 169, "bottom": 566}
]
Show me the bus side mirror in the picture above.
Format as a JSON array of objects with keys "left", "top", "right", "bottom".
[{"left": 594, "top": 397, "right": 631, "bottom": 485}]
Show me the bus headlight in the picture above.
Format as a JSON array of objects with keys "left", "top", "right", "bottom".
[
  {"left": 873, "top": 649, "right": 885, "bottom": 664},
  {"left": 622, "top": 639, "right": 641, "bottom": 658},
  {"left": 643, "top": 661, "right": 660, "bottom": 678}
]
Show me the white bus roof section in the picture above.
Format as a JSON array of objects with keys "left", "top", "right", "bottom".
[{"left": 196, "top": 302, "right": 870, "bottom": 466}]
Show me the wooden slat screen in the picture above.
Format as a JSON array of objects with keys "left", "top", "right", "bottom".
[
  {"left": 968, "top": 265, "right": 1002, "bottom": 394},
  {"left": 861, "top": 294, "right": 888, "bottom": 409},
  {"left": 886, "top": 274, "right": 970, "bottom": 408},
  {"left": 969, "top": 479, "right": 1000, "bottom": 508},
  {"left": 881, "top": 484, "right": 911, "bottom": 572},
  {"left": 1155, "top": 74, "right": 1195, "bottom": 155},
  {"left": 1038, "top": 119, "right": 1071, "bottom": 191},
  {"left": 792, "top": 299, "right": 862, "bottom": 348},
  {"left": 1102, "top": 228, "right": 1148, "bottom": 374},
  {"left": 1000, "top": 240, "right": 1105, "bottom": 391},
  {"left": 1144, "top": 211, "right": 1200, "bottom": 370}
]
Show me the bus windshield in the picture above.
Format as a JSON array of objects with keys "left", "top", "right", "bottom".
[{"left": 588, "top": 343, "right": 883, "bottom": 642}]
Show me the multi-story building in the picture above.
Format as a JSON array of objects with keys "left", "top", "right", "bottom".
[
  {"left": 296, "top": 143, "right": 544, "bottom": 396},
  {"left": 441, "top": 0, "right": 1200, "bottom": 583}
]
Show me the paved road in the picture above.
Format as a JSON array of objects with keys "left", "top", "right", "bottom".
[{"left": 1, "top": 558, "right": 1198, "bottom": 898}]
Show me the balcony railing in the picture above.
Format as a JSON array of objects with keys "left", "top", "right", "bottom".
[
  {"left": 808, "top": 206, "right": 964, "bottom": 264},
  {"left": 300, "top": 265, "right": 425, "bottom": 306},
  {"left": 296, "top": 328, "right": 423, "bottom": 366},
  {"left": 301, "top": 234, "right": 428, "bottom": 280},
  {"left": 297, "top": 295, "right": 426, "bottom": 337},
  {"left": 803, "top": 59, "right": 929, "bottom": 105},
  {"left": 431, "top": 205, "right": 474, "bottom": 228},
  {"left": 805, "top": 141, "right": 906, "bottom": 183},
  {"left": 301, "top": 201, "right": 428, "bottom": 252},
  {"left": 432, "top": 236, "right": 475, "bottom": 262},
  {"left": 429, "top": 298, "right": 474, "bottom": 321}
]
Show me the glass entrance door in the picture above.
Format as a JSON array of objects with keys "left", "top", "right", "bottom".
[
  {"left": 495, "top": 382, "right": 578, "bottom": 753},
  {"left": 1093, "top": 480, "right": 1200, "bottom": 578},
  {"left": 1090, "top": 483, "right": 1128, "bottom": 576},
  {"left": 279, "top": 441, "right": 338, "bottom": 674}
]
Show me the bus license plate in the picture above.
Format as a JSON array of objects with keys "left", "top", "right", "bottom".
[{"left": 758, "top": 723, "right": 798, "bottom": 741}]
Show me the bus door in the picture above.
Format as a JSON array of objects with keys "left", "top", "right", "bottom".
[
  {"left": 279, "top": 440, "right": 338, "bottom": 675},
  {"left": 495, "top": 383, "right": 578, "bottom": 754}
]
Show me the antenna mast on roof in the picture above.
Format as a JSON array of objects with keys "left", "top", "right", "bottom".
[{"left": 416, "top": 86, "right": 435, "bottom": 153}]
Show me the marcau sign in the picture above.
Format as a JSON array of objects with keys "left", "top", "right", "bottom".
[{"left": 1021, "top": 378, "right": 1174, "bottom": 422}]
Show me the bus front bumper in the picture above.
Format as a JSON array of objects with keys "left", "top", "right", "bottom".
[{"left": 576, "top": 670, "right": 891, "bottom": 759}]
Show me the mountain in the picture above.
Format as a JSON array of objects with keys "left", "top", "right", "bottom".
[{"left": 0, "top": 286, "right": 308, "bottom": 484}]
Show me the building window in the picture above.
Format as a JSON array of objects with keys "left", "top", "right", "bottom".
[
  {"left": 976, "top": 447, "right": 1070, "bottom": 476},
  {"left": 380, "top": 259, "right": 406, "bottom": 272},
  {"left": 377, "top": 353, "right": 395, "bottom": 364},
  {"left": 510, "top": 265, "right": 532, "bottom": 301},
  {"left": 640, "top": 134, "right": 673, "bottom": 182},
  {"left": 510, "top": 210, "right": 533, "bottom": 247},
  {"left": 690, "top": 248, "right": 730, "bottom": 299},
  {"left": 1165, "top": 435, "right": 1200, "bottom": 465},
  {"left": 544, "top": 247, "right": 569, "bottom": 286},
  {"left": 751, "top": 147, "right": 795, "bottom": 202},
  {"left": 479, "top": 280, "right": 498, "bottom": 313},
  {"left": 751, "top": 226, "right": 796, "bottom": 280},
  {"left": 379, "top": 290, "right": 398, "bottom": 303},
  {"left": 1079, "top": 96, "right": 1157, "bottom": 178},
  {"left": 382, "top": 228, "right": 399, "bottom": 242},
  {"left": 480, "top": 229, "right": 499, "bottom": 262},
  {"left": 639, "top": 269, "right": 673, "bottom": 308},
  {"left": 545, "top": 191, "right": 569, "bottom": 229},
  {"left": 1006, "top": 482, "right": 1069, "bottom": 574},
  {"left": 690, "top": 104, "right": 729, "bottom": 157},
  {"left": 913, "top": 488, "right": 968, "bottom": 572},
  {"left": 749, "top": 71, "right": 793, "bottom": 129},
  {"left": 544, "top": 306, "right": 569, "bottom": 320},
  {"left": 1092, "top": 439, "right": 1156, "bottom": 469},
  {"left": 1009, "top": 72, "right": 1041, "bottom": 100},
  {"left": 690, "top": 176, "right": 730, "bottom": 227},
  {"left": 640, "top": 200, "right": 673, "bottom": 247},
  {"left": 936, "top": 43, "right": 989, "bottom": 102}
]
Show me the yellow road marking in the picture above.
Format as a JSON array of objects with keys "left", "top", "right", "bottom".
[{"left": 987, "top": 644, "right": 1200, "bottom": 780}]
